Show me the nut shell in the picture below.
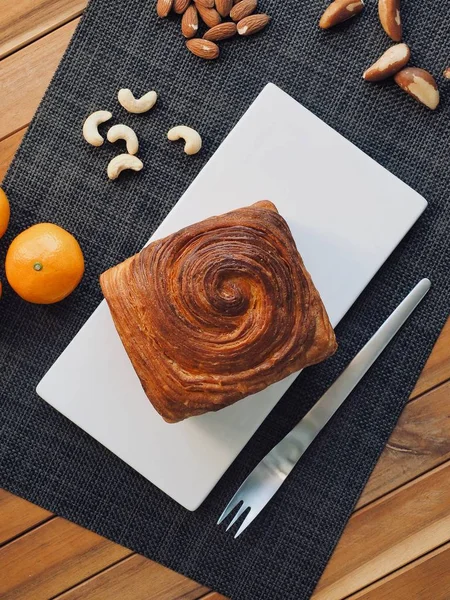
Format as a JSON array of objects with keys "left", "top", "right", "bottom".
[
  {"left": 237, "top": 13, "right": 270, "bottom": 35},
  {"left": 230, "top": 0, "right": 257, "bottom": 21},
  {"left": 186, "top": 38, "right": 220, "bottom": 59},
  {"left": 394, "top": 67, "right": 439, "bottom": 110},
  {"left": 181, "top": 4, "right": 199, "bottom": 37},
  {"left": 203, "top": 22, "right": 237, "bottom": 40},
  {"left": 363, "top": 43, "right": 410, "bottom": 82},
  {"left": 195, "top": 2, "right": 222, "bottom": 26},
  {"left": 215, "top": 0, "right": 233, "bottom": 17},
  {"left": 173, "top": 0, "right": 191, "bottom": 13},
  {"left": 194, "top": 0, "right": 214, "bottom": 6},
  {"left": 156, "top": 0, "right": 173, "bottom": 17},
  {"left": 378, "top": 0, "right": 402, "bottom": 41},
  {"left": 319, "top": 0, "right": 364, "bottom": 29}
]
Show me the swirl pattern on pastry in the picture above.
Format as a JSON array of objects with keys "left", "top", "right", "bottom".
[{"left": 100, "top": 201, "right": 337, "bottom": 422}]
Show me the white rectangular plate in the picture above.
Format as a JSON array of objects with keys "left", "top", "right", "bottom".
[{"left": 37, "top": 83, "right": 426, "bottom": 510}]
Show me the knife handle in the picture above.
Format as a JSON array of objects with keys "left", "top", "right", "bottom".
[{"left": 267, "top": 279, "right": 431, "bottom": 472}]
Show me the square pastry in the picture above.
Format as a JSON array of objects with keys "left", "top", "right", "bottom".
[{"left": 100, "top": 201, "right": 337, "bottom": 422}]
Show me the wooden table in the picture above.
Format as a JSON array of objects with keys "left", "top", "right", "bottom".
[{"left": 1, "top": 3, "right": 450, "bottom": 598}]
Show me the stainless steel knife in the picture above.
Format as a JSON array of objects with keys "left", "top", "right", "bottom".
[{"left": 218, "top": 278, "right": 431, "bottom": 537}]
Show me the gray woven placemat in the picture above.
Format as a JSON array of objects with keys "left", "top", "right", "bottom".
[{"left": 1, "top": 1, "right": 449, "bottom": 598}]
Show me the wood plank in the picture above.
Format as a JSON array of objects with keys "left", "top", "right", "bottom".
[
  {"left": 313, "top": 461, "right": 450, "bottom": 600},
  {"left": 0, "top": 304, "right": 444, "bottom": 600},
  {"left": 411, "top": 317, "right": 450, "bottom": 398},
  {"left": 54, "top": 553, "right": 209, "bottom": 600},
  {"left": 0, "top": 18, "right": 79, "bottom": 140},
  {"left": 0, "top": 517, "right": 131, "bottom": 600},
  {"left": 349, "top": 541, "right": 450, "bottom": 600},
  {"left": 199, "top": 594, "right": 228, "bottom": 600},
  {"left": 356, "top": 381, "right": 450, "bottom": 508},
  {"left": 0, "top": 347, "right": 445, "bottom": 599},
  {"left": 0, "top": 489, "right": 52, "bottom": 546},
  {"left": 0, "top": 127, "right": 26, "bottom": 181},
  {"left": 0, "top": 0, "right": 86, "bottom": 59}
]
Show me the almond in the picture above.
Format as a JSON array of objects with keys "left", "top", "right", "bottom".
[
  {"left": 194, "top": 0, "right": 214, "bottom": 7},
  {"left": 237, "top": 13, "right": 270, "bottom": 35},
  {"left": 230, "top": 0, "right": 257, "bottom": 21},
  {"left": 156, "top": 0, "right": 174, "bottom": 17},
  {"left": 173, "top": 0, "right": 191, "bottom": 13},
  {"left": 203, "top": 22, "right": 237, "bottom": 40},
  {"left": 394, "top": 67, "right": 439, "bottom": 110},
  {"left": 186, "top": 38, "right": 220, "bottom": 59},
  {"left": 363, "top": 43, "right": 410, "bottom": 82},
  {"left": 378, "top": 0, "right": 402, "bottom": 41},
  {"left": 182, "top": 4, "right": 199, "bottom": 37},
  {"left": 195, "top": 2, "right": 222, "bottom": 26},
  {"left": 319, "top": 0, "right": 364, "bottom": 28},
  {"left": 215, "top": 0, "right": 233, "bottom": 17},
  {"left": 443, "top": 67, "right": 450, "bottom": 80}
]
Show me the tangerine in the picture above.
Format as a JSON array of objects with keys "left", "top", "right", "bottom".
[
  {"left": 0, "top": 189, "right": 10, "bottom": 238},
  {"left": 5, "top": 223, "right": 84, "bottom": 304}
]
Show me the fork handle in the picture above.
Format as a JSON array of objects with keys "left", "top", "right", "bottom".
[{"left": 264, "top": 279, "right": 431, "bottom": 477}]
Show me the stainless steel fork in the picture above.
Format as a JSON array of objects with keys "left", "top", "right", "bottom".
[{"left": 218, "top": 278, "right": 431, "bottom": 537}]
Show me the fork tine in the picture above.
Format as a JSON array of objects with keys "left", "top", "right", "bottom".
[
  {"left": 225, "top": 503, "right": 248, "bottom": 531},
  {"left": 234, "top": 507, "right": 259, "bottom": 538},
  {"left": 217, "top": 495, "right": 243, "bottom": 525}
]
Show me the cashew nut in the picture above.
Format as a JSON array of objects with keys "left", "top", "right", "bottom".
[
  {"left": 118, "top": 89, "right": 157, "bottom": 114},
  {"left": 83, "top": 110, "right": 112, "bottom": 146},
  {"left": 107, "top": 154, "right": 143, "bottom": 180},
  {"left": 107, "top": 124, "right": 139, "bottom": 155},
  {"left": 167, "top": 126, "right": 202, "bottom": 155}
]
